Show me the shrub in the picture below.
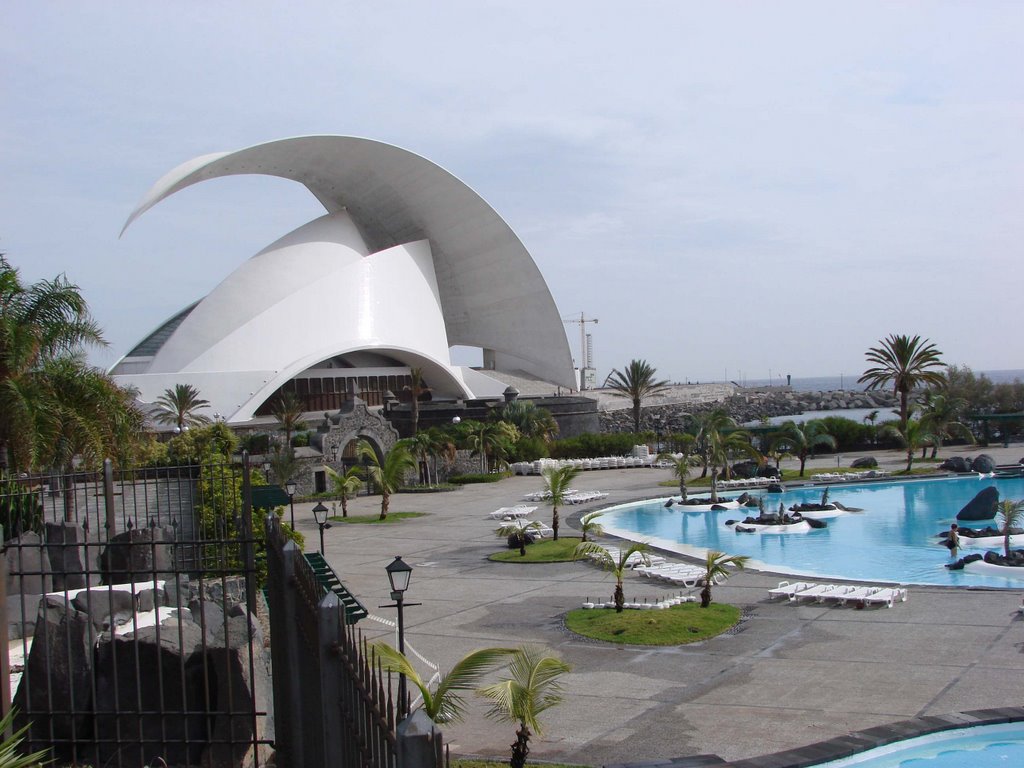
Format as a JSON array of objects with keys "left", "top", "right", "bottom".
[
  {"left": 448, "top": 472, "right": 507, "bottom": 485},
  {"left": 549, "top": 432, "right": 640, "bottom": 458},
  {"left": 818, "top": 417, "right": 873, "bottom": 451},
  {"left": 507, "top": 436, "right": 548, "bottom": 463},
  {"left": 291, "top": 430, "right": 311, "bottom": 447},
  {"left": 242, "top": 432, "right": 270, "bottom": 454}
]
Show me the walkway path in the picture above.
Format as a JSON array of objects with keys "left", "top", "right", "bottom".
[{"left": 294, "top": 443, "right": 1024, "bottom": 766}]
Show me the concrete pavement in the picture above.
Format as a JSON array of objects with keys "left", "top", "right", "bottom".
[{"left": 292, "top": 444, "right": 1024, "bottom": 766}]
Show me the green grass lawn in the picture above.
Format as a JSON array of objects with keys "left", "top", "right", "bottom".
[
  {"left": 489, "top": 537, "right": 582, "bottom": 563},
  {"left": 565, "top": 602, "right": 740, "bottom": 645},
  {"left": 328, "top": 512, "right": 427, "bottom": 524}
]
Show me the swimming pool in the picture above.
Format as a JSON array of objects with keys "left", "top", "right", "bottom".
[
  {"left": 601, "top": 475, "right": 1024, "bottom": 587},
  {"left": 812, "top": 721, "right": 1024, "bottom": 767}
]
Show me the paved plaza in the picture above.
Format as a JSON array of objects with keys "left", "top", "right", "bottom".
[{"left": 294, "top": 445, "right": 1024, "bottom": 766}]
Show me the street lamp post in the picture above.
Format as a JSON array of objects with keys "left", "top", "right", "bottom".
[
  {"left": 312, "top": 501, "right": 330, "bottom": 554},
  {"left": 381, "top": 556, "right": 420, "bottom": 719},
  {"left": 331, "top": 444, "right": 339, "bottom": 463},
  {"left": 285, "top": 480, "right": 297, "bottom": 529},
  {"left": 262, "top": 460, "right": 272, "bottom": 483}
]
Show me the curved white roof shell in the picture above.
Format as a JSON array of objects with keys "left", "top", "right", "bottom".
[{"left": 113, "top": 135, "right": 576, "bottom": 423}]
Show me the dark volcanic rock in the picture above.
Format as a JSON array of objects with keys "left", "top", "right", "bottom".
[
  {"left": 851, "top": 456, "right": 878, "bottom": 469},
  {"left": 972, "top": 454, "right": 997, "bottom": 473},
  {"left": 956, "top": 486, "right": 1000, "bottom": 521},
  {"left": 940, "top": 456, "right": 972, "bottom": 472}
]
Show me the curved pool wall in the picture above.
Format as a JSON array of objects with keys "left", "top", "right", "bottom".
[
  {"left": 600, "top": 475, "right": 1024, "bottom": 587},
  {"left": 630, "top": 708, "right": 1024, "bottom": 768}
]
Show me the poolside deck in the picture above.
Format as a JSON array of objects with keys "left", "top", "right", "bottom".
[{"left": 298, "top": 443, "right": 1024, "bottom": 766}]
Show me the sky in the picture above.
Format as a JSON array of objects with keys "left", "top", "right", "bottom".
[{"left": 3, "top": 2, "right": 1022, "bottom": 385}]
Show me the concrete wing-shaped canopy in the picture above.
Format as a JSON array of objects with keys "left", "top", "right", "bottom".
[{"left": 122, "top": 135, "right": 577, "bottom": 390}]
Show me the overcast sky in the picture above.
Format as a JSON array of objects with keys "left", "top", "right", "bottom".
[{"left": 3, "top": 2, "right": 1022, "bottom": 385}]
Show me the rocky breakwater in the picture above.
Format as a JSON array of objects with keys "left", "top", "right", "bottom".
[{"left": 600, "top": 387, "right": 897, "bottom": 433}]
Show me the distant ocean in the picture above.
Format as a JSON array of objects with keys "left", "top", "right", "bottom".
[{"left": 738, "top": 369, "right": 1024, "bottom": 393}]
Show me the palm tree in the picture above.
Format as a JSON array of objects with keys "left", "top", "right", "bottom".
[
  {"left": 154, "top": 383, "right": 211, "bottom": 431},
  {"left": 881, "top": 416, "right": 935, "bottom": 472},
  {"left": 479, "top": 646, "right": 571, "bottom": 768},
  {"left": 996, "top": 499, "right": 1024, "bottom": 558},
  {"left": 606, "top": 359, "right": 670, "bottom": 433},
  {"left": 0, "top": 256, "right": 113, "bottom": 472},
  {"left": 464, "top": 420, "right": 519, "bottom": 473},
  {"left": 267, "top": 445, "right": 298, "bottom": 487},
  {"left": 573, "top": 540, "right": 650, "bottom": 612},
  {"left": 406, "top": 430, "right": 435, "bottom": 485},
  {"left": 579, "top": 511, "right": 605, "bottom": 543},
  {"left": 692, "top": 409, "right": 735, "bottom": 478},
  {"left": 371, "top": 642, "right": 514, "bottom": 724},
  {"left": 918, "top": 392, "right": 974, "bottom": 458},
  {"left": 406, "top": 367, "right": 426, "bottom": 435},
  {"left": 426, "top": 426, "right": 457, "bottom": 484},
  {"left": 859, "top": 334, "right": 947, "bottom": 434},
  {"left": 497, "top": 519, "right": 547, "bottom": 556},
  {"left": 272, "top": 391, "right": 305, "bottom": 454},
  {"left": 770, "top": 420, "right": 837, "bottom": 477},
  {"left": 541, "top": 464, "right": 580, "bottom": 540},
  {"left": 323, "top": 464, "right": 363, "bottom": 517},
  {"left": 657, "top": 450, "right": 696, "bottom": 498},
  {"left": 500, "top": 400, "right": 559, "bottom": 443},
  {"left": 356, "top": 440, "right": 417, "bottom": 520},
  {"left": 700, "top": 550, "right": 750, "bottom": 607}
]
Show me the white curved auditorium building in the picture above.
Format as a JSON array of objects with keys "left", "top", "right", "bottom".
[{"left": 112, "top": 136, "right": 576, "bottom": 427}]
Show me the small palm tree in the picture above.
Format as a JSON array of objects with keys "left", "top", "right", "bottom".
[
  {"left": 573, "top": 540, "right": 650, "bottom": 612},
  {"left": 579, "top": 511, "right": 605, "bottom": 543},
  {"left": 479, "top": 646, "right": 572, "bottom": 768},
  {"left": 0, "top": 706, "right": 51, "bottom": 768},
  {"left": 605, "top": 359, "right": 671, "bottom": 433},
  {"left": 357, "top": 440, "right": 417, "bottom": 520},
  {"left": 371, "top": 642, "right": 514, "bottom": 724},
  {"left": 918, "top": 392, "right": 974, "bottom": 458},
  {"left": 996, "top": 499, "right": 1024, "bottom": 558},
  {"left": 541, "top": 464, "right": 580, "bottom": 540},
  {"left": 770, "top": 420, "right": 837, "bottom": 477},
  {"left": 881, "top": 416, "right": 936, "bottom": 472},
  {"left": 324, "top": 464, "right": 363, "bottom": 518},
  {"left": 272, "top": 391, "right": 306, "bottom": 454},
  {"left": 267, "top": 445, "right": 298, "bottom": 487},
  {"left": 497, "top": 519, "right": 547, "bottom": 556},
  {"left": 154, "top": 383, "right": 211, "bottom": 430},
  {"left": 700, "top": 550, "right": 750, "bottom": 607},
  {"left": 657, "top": 450, "right": 697, "bottom": 498},
  {"left": 859, "top": 334, "right": 947, "bottom": 434}
]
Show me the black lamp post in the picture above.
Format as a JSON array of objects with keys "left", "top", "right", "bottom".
[
  {"left": 382, "top": 555, "right": 420, "bottom": 719},
  {"left": 262, "top": 460, "right": 272, "bottom": 483},
  {"left": 285, "top": 480, "right": 297, "bottom": 529},
  {"left": 331, "top": 444, "right": 339, "bottom": 463},
  {"left": 312, "top": 501, "right": 330, "bottom": 554}
]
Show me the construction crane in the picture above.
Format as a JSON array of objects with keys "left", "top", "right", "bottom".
[{"left": 564, "top": 312, "right": 598, "bottom": 390}]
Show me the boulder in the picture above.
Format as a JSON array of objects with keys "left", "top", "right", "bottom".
[
  {"left": 44, "top": 522, "right": 91, "bottom": 591},
  {"left": 99, "top": 525, "right": 175, "bottom": 584},
  {"left": 940, "top": 456, "right": 972, "bottom": 473},
  {"left": 730, "top": 461, "right": 760, "bottom": 479},
  {"left": 851, "top": 456, "right": 878, "bottom": 469},
  {"left": 4, "top": 531, "right": 52, "bottom": 595},
  {"left": 972, "top": 454, "right": 997, "bottom": 473},
  {"left": 956, "top": 486, "right": 1000, "bottom": 521},
  {"left": 13, "top": 595, "right": 96, "bottom": 759}
]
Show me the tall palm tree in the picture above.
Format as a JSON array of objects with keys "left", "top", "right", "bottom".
[
  {"left": 479, "top": 647, "right": 572, "bottom": 768},
  {"left": 464, "top": 420, "right": 519, "bottom": 473},
  {"left": 272, "top": 390, "right": 305, "bottom": 454},
  {"left": 770, "top": 420, "right": 837, "bottom": 477},
  {"left": 371, "top": 642, "right": 514, "bottom": 724},
  {"left": 154, "top": 383, "right": 211, "bottom": 431},
  {"left": 541, "top": 464, "right": 580, "bottom": 540},
  {"left": 406, "top": 367, "right": 426, "bottom": 435},
  {"left": 0, "top": 256, "right": 110, "bottom": 472},
  {"left": 692, "top": 409, "right": 735, "bottom": 478},
  {"left": 700, "top": 550, "right": 750, "bottom": 607},
  {"left": 579, "top": 511, "right": 605, "bottom": 543},
  {"left": 573, "top": 540, "right": 650, "bottom": 612},
  {"left": 606, "top": 359, "right": 670, "bottom": 433},
  {"left": 918, "top": 392, "right": 974, "bottom": 458},
  {"left": 323, "top": 464, "right": 363, "bottom": 517},
  {"left": 859, "top": 334, "right": 946, "bottom": 434},
  {"left": 357, "top": 439, "right": 417, "bottom": 520},
  {"left": 996, "top": 499, "right": 1024, "bottom": 558}
]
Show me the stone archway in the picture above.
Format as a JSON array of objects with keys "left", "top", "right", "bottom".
[{"left": 320, "top": 399, "right": 399, "bottom": 466}]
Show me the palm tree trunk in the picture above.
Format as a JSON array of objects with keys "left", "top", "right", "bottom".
[
  {"left": 710, "top": 470, "right": 719, "bottom": 504},
  {"left": 799, "top": 457, "right": 806, "bottom": 477},
  {"left": 633, "top": 400, "right": 641, "bottom": 433},
  {"left": 552, "top": 504, "right": 560, "bottom": 540},
  {"left": 380, "top": 492, "right": 389, "bottom": 521},
  {"left": 905, "top": 448, "right": 913, "bottom": 472},
  {"left": 700, "top": 583, "right": 712, "bottom": 608},
  {"left": 614, "top": 582, "right": 624, "bottom": 613},
  {"left": 510, "top": 723, "right": 531, "bottom": 768},
  {"left": 341, "top": 494, "right": 349, "bottom": 518}
]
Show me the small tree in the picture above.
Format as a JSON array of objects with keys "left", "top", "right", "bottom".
[
  {"left": 371, "top": 642, "right": 514, "bottom": 723},
  {"left": 497, "top": 520, "right": 546, "bottom": 556},
  {"left": 541, "top": 464, "right": 580, "bottom": 541},
  {"left": 479, "top": 647, "right": 571, "bottom": 768},
  {"left": 700, "top": 550, "right": 750, "bottom": 608},
  {"left": 324, "top": 464, "right": 363, "bottom": 518},
  {"left": 155, "top": 383, "right": 211, "bottom": 430},
  {"left": 657, "top": 450, "right": 696, "bottom": 498},
  {"left": 997, "top": 499, "right": 1024, "bottom": 558},
  {"left": 579, "top": 511, "right": 605, "bottom": 543},
  {"left": 272, "top": 391, "right": 306, "bottom": 453},
  {"left": 573, "top": 540, "right": 650, "bottom": 612},
  {"left": 770, "top": 420, "right": 837, "bottom": 477},
  {"left": 605, "top": 359, "right": 670, "bottom": 433},
  {"left": 356, "top": 440, "right": 417, "bottom": 520}
]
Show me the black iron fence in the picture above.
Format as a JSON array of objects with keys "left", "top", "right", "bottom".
[{"left": 0, "top": 459, "right": 270, "bottom": 768}]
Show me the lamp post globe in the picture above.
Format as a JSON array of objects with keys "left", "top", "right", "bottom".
[{"left": 312, "top": 501, "right": 329, "bottom": 554}]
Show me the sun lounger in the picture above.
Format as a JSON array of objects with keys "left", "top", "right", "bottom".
[
  {"left": 488, "top": 505, "right": 536, "bottom": 519},
  {"left": 819, "top": 585, "right": 862, "bottom": 603},
  {"left": 834, "top": 585, "right": 884, "bottom": 605},
  {"left": 790, "top": 583, "right": 841, "bottom": 602},
  {"left": 861, "top": 587, "right": 908, "bottom": 608},
  {"left": 767, "top": 581, "right": 818, "bottom": 600}
]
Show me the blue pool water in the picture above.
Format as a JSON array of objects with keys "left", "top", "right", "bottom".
[
  {"left": 601, "top": 476, "right": 1024, "bottom": 587},
  {"left": 812, "top": 722, "right": 1024, "bottom": 767}
]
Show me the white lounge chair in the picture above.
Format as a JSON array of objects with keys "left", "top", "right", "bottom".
[
  {"left": 791, "top": 583, "right": 840, "bottom": 602},
  {"left": 834, "top": 585, "right": 884, "bottom": 605},
  {"left": 861, "top": 587, "right": 908, "bottom": 608},
  {"left": 767, "top": 581, "right": 818, "bottom": 600}
]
